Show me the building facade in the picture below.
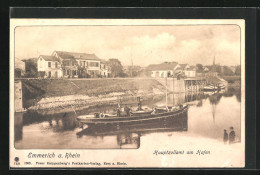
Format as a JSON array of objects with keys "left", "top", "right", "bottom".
[
  {"left": 147, "top": 62, "right": 180, "bottom": 78},
  {"left": 175, "top": 64, "right": 196, "bottom": 78},
  {"left": 37, "top": 55, "right": 63, "bottom": 78},
  {"left": 52, "top": 51, "right": 102, "bottom": 78},
  {"left": 100, "top": 61, "right": 111, "bottom": 77},
  {"left": 184, "top": 67, "right": 196, "bottom": 77}
]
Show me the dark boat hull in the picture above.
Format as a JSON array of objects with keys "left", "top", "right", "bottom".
[
  {"left": 76, "top": 110, "right": 188, "bottom": 137},
  {"left": 76, "top": 105, "right": 188, "bottom": 125}
]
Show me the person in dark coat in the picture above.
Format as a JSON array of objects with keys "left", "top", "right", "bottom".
[
  {"left": 223, "top": 129, "right": 228, "bottom": 144},
  {"left": 229, "top": 126, "right": 236, "bottom": 144},
  {"left": 124, "top": 106, "right": 131, "bottom": 117},
  {"left": 137, "top": 97, "right": 142, "bottom": 111},
  {"left": 117, "top": 108, "right": 121, "bottom": 117}
]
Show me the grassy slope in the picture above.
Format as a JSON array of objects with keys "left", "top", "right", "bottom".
[{"left": 22, "top": 79, "right": 164, "bottom": 108}]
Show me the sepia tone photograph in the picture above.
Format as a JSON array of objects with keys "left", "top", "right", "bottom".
[{"left": 10, "top": 19, "right": 245, "bottom": 168}]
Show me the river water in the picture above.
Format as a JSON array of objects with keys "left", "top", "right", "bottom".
[{"left": 14, "top": 87, "right": 241, "bottom": 150}]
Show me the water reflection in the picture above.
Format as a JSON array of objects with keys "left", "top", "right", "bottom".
[
  {"left": 209, "top": 93, "right": 222, "bottom": 123},
  {"left": 22, "top": 111, "right": 81, "bottom": 132},
  {"left": 14, "top": 87, "right": 240, "bottom": 149},
  {"left": 76, "top": 111, "right": 188, "bottom": 149}
]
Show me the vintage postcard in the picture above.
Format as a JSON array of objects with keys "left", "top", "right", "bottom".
[{"left": 10, "top": 19, "right": 245, "bottom": 168}]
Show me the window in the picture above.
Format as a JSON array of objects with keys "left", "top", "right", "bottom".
[
  {"left": 48, "top": 62, "right": 51, "bottom": 68},
  {"left": 63, "top": 60, "right": 70, "bottom": 66},
  {"left": 89, "top": 62, "right": 99, "bottom": 67},
  {"left": 55, "top": 62, "right": 58, "bottom": 68},
  {"left": 80, "top": 61, "right": 84, "bottom": 67}
]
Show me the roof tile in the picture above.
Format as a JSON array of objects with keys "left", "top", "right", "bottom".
[
  {"left": 146, "top": 62, "right": 178, "bottom": 71},
  {"left": 54, "top": 51, "right": 100, "bottom": 61}
]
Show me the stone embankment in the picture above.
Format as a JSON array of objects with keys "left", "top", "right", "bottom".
[{"left": 21, "top": 78, "right": 166, "bottom": 112}]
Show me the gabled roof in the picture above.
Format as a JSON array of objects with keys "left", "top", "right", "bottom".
[
  {"left": 53, "top": 51, "right": 100, "bottom": 61},
  {"left": 39, "top": 55, "right": 60, "bottom": 62},
  {"left": 179, "top": 64, "right": 189, "bottom": 69},
  {"left": 146, "top": 62, "right": 178, "bottom": 71},
  {"left": 186, "top": 66, "right": 196, "bottom": 71}
]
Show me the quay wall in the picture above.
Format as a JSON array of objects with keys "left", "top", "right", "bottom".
[
  {"left": 154, "top": 78, "right": 187, "bottom": 93},
  {"left": 14, "top": 80, "right": 24, "bottom": 112}
]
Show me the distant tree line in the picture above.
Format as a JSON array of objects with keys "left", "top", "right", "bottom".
[{"left": 196, "top": 64, "right": 241, "bottom": 76}]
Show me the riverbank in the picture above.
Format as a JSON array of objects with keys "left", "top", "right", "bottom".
[
  {"left": 22, "top": 79, "right": 166, "bottom": 113},
  {"left": 20, "top": 77, "right": 241, "bottom": 114},
  {"left": 222, "top": 76, "right": 241, "bottom": 91}
]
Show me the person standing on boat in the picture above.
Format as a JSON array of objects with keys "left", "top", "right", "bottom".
[
  {"left": 117, "top": 103, "right": 121, "bottom": 117},
  {"left": 124, "top": 105, "right": 131, "bottom": 117},
  {"left": 229, "top": 126, "right": 236, "bottom": 144},
  {"left": 117, "top": 107, "right": 121, "bottom": 117},
  {"left": 137, "top": 97, "right": 142, "bottom": 111},
  {"left": 223, "top": 129, "right": 228, "bottom": 144}
]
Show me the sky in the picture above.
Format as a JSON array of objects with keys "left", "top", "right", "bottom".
[{"left": 15, "top": 25, "right": 241, "bottom": 66}]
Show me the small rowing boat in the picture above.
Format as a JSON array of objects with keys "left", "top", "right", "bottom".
[{"left": 203, "top": 83, "right": 225, "bottom": 91}]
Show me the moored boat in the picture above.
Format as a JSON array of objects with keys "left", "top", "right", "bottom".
[
  {"left": 76, "top": 104, "right": 188, "bottom": 125},
  {"left": 76, "top": 111, "right": 188, "bottom": 138},
  {"left": 203, "top": 83, "right": 225, "bottom": 91},
  {"left": 203, "top": 84, "right": 218, "bottom": 91},
  {"left": 77, "top": 78, "right": 188, "bottom": 126},
  {"left": 217, "top": 83, "right": 226, "bottom": 89}
]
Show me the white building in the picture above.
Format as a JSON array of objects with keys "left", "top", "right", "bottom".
[
  {"left": 52, "top": 51, "right": 101, "bottom": 78},
  {"left": 184, "top": 67, "right": 196, "bottom": 77},
  {"left": 37, "top": 55, "right": 63, "bottom": 78},
  {"left": 175, "top": 64, "right": 196, "bottom": 78},
  {"left": 148, "top": 62, "right": 180, "bottom": 78},
  {"left": 100, "top": 60, "right": 111, "bottom": 77}
]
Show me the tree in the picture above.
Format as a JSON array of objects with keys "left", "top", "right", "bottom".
[
  {"left": 15, "top": 68, "right": 22, "bottom": 78},
  {"left": 235, "top": 65, "right": 241, "bottom": 75},
  {"left": 215, "top": 65, "right": 222, "bottom": 74},
  {"left": 24, "top": 59, "right": 38, "bottom": 78},
  {"left": 222, "top": 66, "right": 235, "bottom": 76},
  {"left": 196, "top": 64, "right": 204, "bottom": 73},
  {"left": 107, "top": 58, "right": 124, "bottom": 77}
]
